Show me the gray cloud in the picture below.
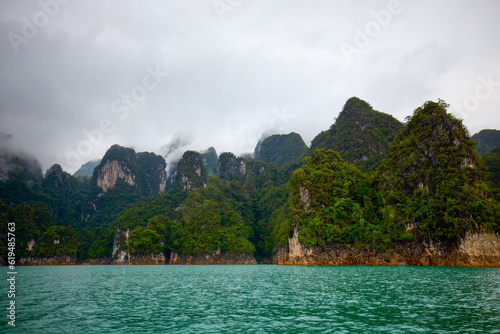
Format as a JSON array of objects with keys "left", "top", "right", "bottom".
[{"left": 1, "top": 0, "right": 499, "bottom": 173}]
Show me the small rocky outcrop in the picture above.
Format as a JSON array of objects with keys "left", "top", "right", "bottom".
[
  {"left": 18, "top": 255, "right": 78, "bottom": 266},
  {"left": 169, "top": 249, "right": 257, "bottom": 264},
  {"left": 127, "top": 253, "right": 167, "bottom": 265}
]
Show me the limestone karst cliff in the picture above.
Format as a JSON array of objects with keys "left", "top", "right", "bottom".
[
  {"left": 93, "top": 144, "right": 167, "bottom": 195},
  {"left": 175, "top": 150, "right": 207, "bottom": 191},
  {"left": 97, "top": 159, "right": 136, "bottom": 192}
]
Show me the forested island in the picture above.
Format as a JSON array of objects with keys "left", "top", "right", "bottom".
[{"left": 1, "top": 97, "right": 499, "bottom": 266}]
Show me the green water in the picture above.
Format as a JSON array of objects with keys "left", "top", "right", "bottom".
[{"left": 0, "top": 265, "right": 499, "bottom": 333}]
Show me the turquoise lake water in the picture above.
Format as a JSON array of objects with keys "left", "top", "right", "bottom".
[{"left": 0, "top": 265, "right": 499, "bottom": 333}]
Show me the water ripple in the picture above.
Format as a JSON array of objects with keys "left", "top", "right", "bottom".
[{"left": 0, "top": 265, "right": 499, "bottom": 333}]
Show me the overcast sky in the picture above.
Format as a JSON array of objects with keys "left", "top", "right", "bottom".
[{"left": 1, "top": 0, "right": 500, "bottom": 173}]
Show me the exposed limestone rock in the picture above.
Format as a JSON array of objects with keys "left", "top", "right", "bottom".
[
  {"left": 158, "top": 170, "right": 167, "bottom": 194},
  {"left": 461, "top": 156, "right": 475, "bottom": 168},
  {"left": 112, "top": 228, "right": 130, "bottom": 264},
  {"left": 238, "top": 160, "right": 246, "bottom": 175},
  {"left": 96, "top": 160, "right": 135, "bottom": 192},
  {"left": 180, "top": 174, "right": 197, "bottom": 191},
  {"left": 298, "top": 187, "right": 311, "bottom": 212},
  {"left": 127, "top": 253, "right": 166, "bottom": 265},
  {"left": 274, "top": 227, "right": 500, "bottom": 267},
  {"left": 109, "top": 229, "right": 168, "bottom": 264},
  {"left": 82, "top": 257, "right": 113, "bottom": 265},
  {"left": 169, "top": 250, "right": 257, "bottom": 264},
  {"left": 27, "top": 238, "right": 36, "bottom": 252},
  {"left": 458, "top": 232, "right": 500, "bottom": 265},
  {"left": 176, "top": 151, "right": 207, "bottom": 191},
  {"left": 18, "top": 256, "right": 78, "bottom": 265}
]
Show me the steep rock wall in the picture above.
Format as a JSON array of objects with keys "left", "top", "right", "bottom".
[
  {"left": 97, "top": 160, "right": 135, "bottom": 192},
  {"left": 112, "top": 228, "right": 130, "bottom": 264}
]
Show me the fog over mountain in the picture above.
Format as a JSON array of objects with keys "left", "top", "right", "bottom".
[{"left": 1, "top": 1, "right": 500, "bottom": 173}]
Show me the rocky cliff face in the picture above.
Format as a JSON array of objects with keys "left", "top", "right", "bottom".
[
  {"left": 136, "top": 152, "right": 168, "bottom": 195},
  {"left": 92, "top": 145, "right": 167, "bottom": 195},
  {"left": 97, "top": 160, "right": 136, "bottom": 192},
  {"left": 218, "top": 152, "right": 247, "bottom": 181},
  {"left": 175, "top": 151, "right": 207, "bottom": 191},
  {"left": 110, "top": 228, "right": 168, "bottom": 264},
  {"left": 273, "top": 227, "right": 500, "bottom": 266},
  {"left": 112, "top": 228, "right": 130, "bottom": 264}
]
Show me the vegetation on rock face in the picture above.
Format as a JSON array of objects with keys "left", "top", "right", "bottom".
[
  {"left": 41, "top": 164, "right": 88, "bottom": 227},
  {"left": 127, "top": 216, "right": 178, "bottom": 255},
  {"left": 1, "top": 97, "right": 499, "bottom": 264},
  {"left": 175, "top": 150, "right": 207, "bottom": 191},
  {"left": 201, "top": 147, "right": 219, "bottom": 178},
  {"left": 471, "top": 129, "right": 500, "bottom": 155},
  {"left": 254, "top": 132, "right": 308, "bottom": 167},
  {"left": 136, "top": 152, "right": 167, "bottom": 196},
  {"left": 176, "top": 177, "right": 255, "bottom": 255},
  {"left": 218, "top": 152, "right": 246, "bottom": 181},
  {"left": 376, "top": 100, "right": 499, "bottom": 240},
  {"left": 483, "top": 147, "right": 500, "bottom": 201},
  {"left": 311, "top": 97, "right": 403, "bottom": 172},
  {"left": 33, "top": 225, "right": 78, "bottom": 257},
  {"left": 277, "top": 149, "right": 371, "bottom": 248}
]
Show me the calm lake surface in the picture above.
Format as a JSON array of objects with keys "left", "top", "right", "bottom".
[{"left": 1, "top": 265, "right": 499, "bottom": 333}]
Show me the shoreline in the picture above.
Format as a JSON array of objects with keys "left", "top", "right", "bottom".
[{"left": 4, "top": 231, "right": 500, "bottom": 267}]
